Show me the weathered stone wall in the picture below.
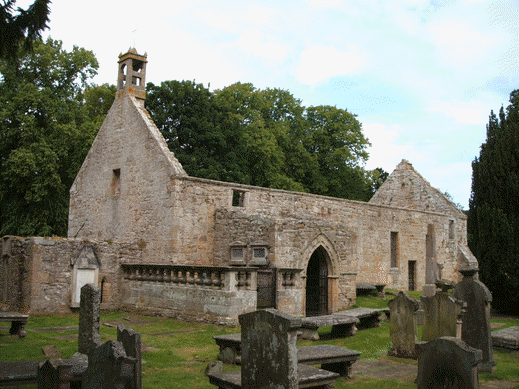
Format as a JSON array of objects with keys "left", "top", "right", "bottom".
[
  {"left": 0, "top": 237, "right": 146, "bottom": 314},
  {"left": 67, "top": 84, "right": 476, "bottom": 320}
]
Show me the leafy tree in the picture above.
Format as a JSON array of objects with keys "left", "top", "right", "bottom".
[
  {"left": 468, "top": 89, "right": 519, "bottom": 314},
  {"left": 302, "top": 105, "right": 371, "bottom": 200},
  {"left": 147, "top": 81, "right": 377, "bottom": 200},
  {"left": 0, "top": 0, "right": 51, "bottom": 60},
  {"left": 0, "top": 38, "right": 100, "bottom": 236}
]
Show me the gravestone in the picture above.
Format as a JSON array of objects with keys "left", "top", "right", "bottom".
[
  {"left": 453, "top": 268, "right": 496, "bottom": 373},
  {"left": 38, "top": 359, "right": 72, "bottom": 389},
  {"left": 117, "top": 325, "right": 142, "bottom": 389},
  {"left": 78, "top": 283, "right": 101, "bottom": 355},
  {"left": 422, "top": 280, "right": 463, "bottom": 342},
  {"left": 416, "top": 336, "right": 482, "bottom": 389},
  {"left": 239, "top": 309, "right": 302, "bottom": 389},
  {"left": 387, "top": 291, "right": 420, "bottom": 359},
  {"left": 82, "top": 340, "right": 137, "bottom": 389}
]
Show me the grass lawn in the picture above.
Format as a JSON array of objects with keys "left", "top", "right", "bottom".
[{"left": 1, "top": 293, "right": 518, "bottom": 389}]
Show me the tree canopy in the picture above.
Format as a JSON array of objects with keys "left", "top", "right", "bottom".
[
  {"left": 0, "top": 0, "right": 51, "bottom": 60},
  {"left": 146, "top": 80, "right": 383, "bottom": 201},
  {"left": 468, "top": 89, "right": 519, "bottom": 314},
  {"left": 0, "top": 38, "right": 114, "bottom": 236}
]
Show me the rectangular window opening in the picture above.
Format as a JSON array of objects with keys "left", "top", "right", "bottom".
[
  {"left": 232, "top": 190, "right": 245, "bottom": 207},
  {"left": 253, "top": 247, "right": 267, "bottom": 259},
  {"left": 112, "top": 169, "right": 121, "bottom": 197},
  {"left": 232, "top": 248, "right": 244, "bottom": 259},
  {"left": 449, "top": 220, "right": 455, "bottom": 240},
  {"left": 390, "top": 231, "right": 398, "bottom": 268}
]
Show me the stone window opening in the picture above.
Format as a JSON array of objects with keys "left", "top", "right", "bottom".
[
  {"left": 251, "top": 244, "right": 268, "bottom": 266},
  {"left": 132, "top": 76, "right": 142, "bottom": 86},
  {"left": 230, "top": 241, "right": 246, "bottom": 266},
  {"left": 390, "top": 231, "right": 398, "bottom": 268},
  {"left": 448, "top": 220, "right": 455, "bottom": 240},
  {"left": 112, "top": 168, "right": 121, "bottom": 197},
  {"left": 232, "top": 190, "right": 245, "bottom": 207},
  {"left": 119, "top": 64, "right": 127, "bottom": 88}
]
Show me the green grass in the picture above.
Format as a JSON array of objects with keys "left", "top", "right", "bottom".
[{"left": 1, "top": 293, "right": 518, "bottom": 389}]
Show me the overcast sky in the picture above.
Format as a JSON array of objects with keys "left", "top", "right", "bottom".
[{"left": 26, "top": 0, "right": 519, "bottom": 209}]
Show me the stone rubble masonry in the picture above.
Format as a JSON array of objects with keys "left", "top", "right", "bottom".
[
  {"left": 2, "top": 53, "right": 479, "bottom": 322},
  {"left": 0, "top": 236, "right": 146, "bottom": 314}
]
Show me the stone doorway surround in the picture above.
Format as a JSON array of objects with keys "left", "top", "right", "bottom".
[{"left": 301, "top": 234, "right": 339, "bottom": 317}]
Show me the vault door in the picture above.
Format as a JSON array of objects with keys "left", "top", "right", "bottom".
[
  {"left": 306, "top": 247, "right": 329, "bottom": 317},
  {"left": 257, "top": 268, "right": 276, "bottom": 309}
]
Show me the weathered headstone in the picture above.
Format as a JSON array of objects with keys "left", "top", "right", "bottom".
[
  {"left": 416, "top": 336, "right": 482, "bottom": 389},
  {"left": 117, "top": 325, "right": 142, "bottom": 389},
  {"left": 42, "top": 345, "right": 61, "bottom": 359},
  {"left": 78, "top": 283, "right": 101, "bottom": 355},
  {"left": 387, "top": 291, "right": 420, "bottom": 359},
  {"left": 37, "top": 359, "right": 72, "bottom": 389},
  {"left": 82, "top": 340, "right": 137, "bottom": 389},
  {"left": 239, "top": 309, "right": 301, "bottom": 389},
  {"left": 422, "top": 280, "right": 463, "bottom": 342},
  {"left": 453, "top": 268, "right": 496, "bottom": 373}
]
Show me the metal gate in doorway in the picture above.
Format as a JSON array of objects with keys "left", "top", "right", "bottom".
[{"left": 257, "top": 268, "right": 276, "bottom": 309}]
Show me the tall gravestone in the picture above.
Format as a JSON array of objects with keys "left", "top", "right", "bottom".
[
  {"left": 117, "top": 325, "right": 142, "bottom": 389},
  {"left": 239, "top": 308, "right": 301, "bottom": 389},
  {"left": 416, "top": 336, "right": 482, "bottom": 389},
  {"left": 422, "top": 280, "right": 463, "bottom": 342},
  {"left": 78, "top": 283, "right": 101, "bottom": 355},
  {"left": 453, "top": 268, "right": 496, "bottom": 373},
  {"left": 388, "top": 291, "right": 420, "bottom": 359}
]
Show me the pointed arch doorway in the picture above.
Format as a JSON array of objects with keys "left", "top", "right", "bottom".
[{"left": 305, "top": 246, "right": 329, "bottom": 317}]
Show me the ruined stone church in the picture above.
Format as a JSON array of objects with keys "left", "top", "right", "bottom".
[{"left": 0, "top": 49, "right": 477, "bottom": 323}]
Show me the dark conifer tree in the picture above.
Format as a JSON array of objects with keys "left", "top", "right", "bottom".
[{"left": 468, "top": 89, "right": 519, "bottom": 314}]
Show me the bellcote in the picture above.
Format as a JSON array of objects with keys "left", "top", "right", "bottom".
[{"left": 117, "top": 48, "right": 147, "bottom": 100}]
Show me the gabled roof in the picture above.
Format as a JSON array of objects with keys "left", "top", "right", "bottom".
[{"left": 369, "top": 159, "right": 465, "bottom": 218}]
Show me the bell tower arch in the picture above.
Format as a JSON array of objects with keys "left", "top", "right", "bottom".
[{"left": 117, "top": 48, "right": 147, "bottom": 100}]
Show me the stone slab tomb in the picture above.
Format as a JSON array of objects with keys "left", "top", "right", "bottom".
[
  {"left": 0, "top": 312, "right": 29, "bottom": 338},
  {"left": 387, "top": 291, "right": 420, "bottom": 359},
  {"left": 416, "top": 336, "right": 482, "bottom": 389},
  {"left": 453, "top": 268, "right": 496, "bottom": 373},
  {"left": 206, "top": 309, "right": 340, "bottom": 389},
  {"left": 491, "top": 326, "right": 519, "bottom": 350},
  {"left": 421, "top": 280, "right": 463, "bottom": 342}
]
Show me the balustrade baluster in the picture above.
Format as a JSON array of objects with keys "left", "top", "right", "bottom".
[
  {"left": 171, "top": 270, "right": 179, "bottom": 284},
  {"left": 194, "top": 271, "right": 203, "bottom": 286},
  {"left": 164, "top": 268, "right": 171, "bottom": 282},
  {"left": 202, "top": 272, "right": 211, "bottom": 287},
  {"left": 158, "top": 267, "right": 165, "bottom": 282},
  {"left": 187, "top": 271, "right": 195, "bottom": 285}
]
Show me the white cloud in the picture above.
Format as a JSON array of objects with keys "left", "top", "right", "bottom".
[
  {"left": 426, "top": 100, "right": 489, "bottom": 125},
  {"left": 236, "top": 29, "right": 287, "bottom": 61},
  {"left": 362, "top": 122, "right": 413, "bottom": 171},
  {"left": 295, "top": 46, "right": 366, "bottom": 85}
]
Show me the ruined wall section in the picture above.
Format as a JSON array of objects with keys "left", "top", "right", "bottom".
[
  {"left": 68, "top": 91, "right": 187, "bottom": 263},
  {"left": 0, "top": 237, "right": 145, "bottom": 313}
]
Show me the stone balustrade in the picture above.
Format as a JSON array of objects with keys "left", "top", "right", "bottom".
[
  {"left": 121, "top": 264, "right": 256, "bottom": 291},
  {"left": 277, "top": 268, "right": 301, "bottom": 289}
]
